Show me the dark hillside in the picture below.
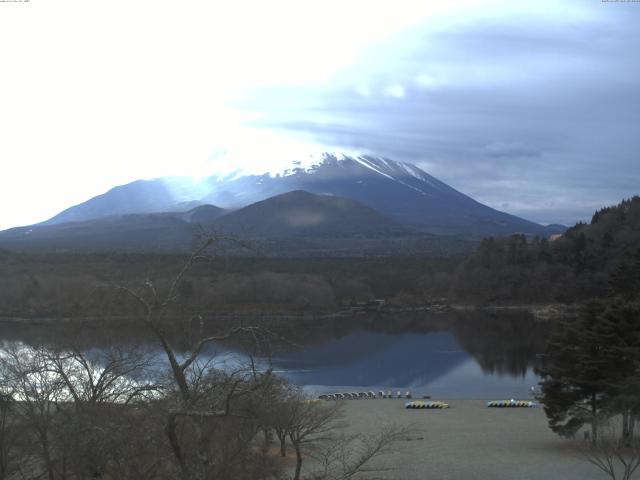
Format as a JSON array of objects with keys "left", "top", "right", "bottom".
[{"left": 213, "top": 190, "right": 407, "bottom": 237}]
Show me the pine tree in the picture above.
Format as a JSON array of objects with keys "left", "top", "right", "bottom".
[
  {"left": 609, "top": 253, "right": 640, "bottom": 301},
  {"left": 537, "top": 307, "right": 608, "bottom": 443},
  {"left": 537, "top": 301, "right": 640, "bottom": 444},
  {"left": 597, "top": 301, "right": 640, "bottom": 443}
]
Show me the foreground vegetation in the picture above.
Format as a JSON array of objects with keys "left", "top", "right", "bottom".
[
  {"left": 0, "top": 343, "right": 410, "bottom": 480},
  {"left": 0, "top": 240, "right": 407, "bottom": 480}
]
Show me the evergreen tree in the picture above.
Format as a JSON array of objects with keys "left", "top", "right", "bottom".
[
  {"left": 536, "top": 306, "right": 608, "bottom": 443},
  {"left": 598, "top": 301, "right": 640, "bottom": 443},
  {"left": 609, "top": 253, "right": 640, "bottom": 301},
  {"left": 537, "top": 301, "right": 640, "bottom": 444}
]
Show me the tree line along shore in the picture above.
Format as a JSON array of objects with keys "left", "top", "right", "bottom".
[{"left": 1, "top": 197, "right": 638, "bottom": 319}]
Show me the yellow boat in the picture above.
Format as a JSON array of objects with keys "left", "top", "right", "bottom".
[
  {"left": 487, "top": 400, "right": 535, "bottom": 408},
  {"left": 405, "top": 400, "right": 449, "bottom": 409}
]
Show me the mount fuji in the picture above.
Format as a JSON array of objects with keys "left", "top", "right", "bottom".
[{"left": 41, "top": 153, "right": 558, "bottom": 237}]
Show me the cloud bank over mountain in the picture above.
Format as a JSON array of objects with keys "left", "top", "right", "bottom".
[
  {"left": 0, "top": 1, "right": 638, "bottom": 229},
  {"left": 236, "top": 2, "right": 640, "bottom": 226}
]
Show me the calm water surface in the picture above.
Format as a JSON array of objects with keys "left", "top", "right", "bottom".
[
  {"left": 0, "top": 311, "right": 549, "bottom": 399},
  {"left": 272, "top": 330, "right": 540, "bottom": 398}
]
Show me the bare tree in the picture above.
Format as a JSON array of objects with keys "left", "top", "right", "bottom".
[
  {"left": 259, "top": 378, "right": 299, "bottom": 457},
  {"left": 582, "top": 422, "right": 640, "bottom": 480},
  {"left": 44, "top": 344, "right": 162, "bottom": 408},
  {"left": 112, "top": 237, "right": 269, "bottom": 403},
  {"left": 309, "top": 425, "right": 410, "bottom": 480},
  {"left": 45, "top": 345, "right": 165, "bottom": 479},
  {"left": 0, "top": 345, "right": 67, "bottom": 480},
  {"left": 0, "top": 392, "right": 21, "bottom": 480},
  {"left": 0, "top": 342, "right": 168, "bottom": 480},
  {"left": 283, "top": 394, "right": 409, "bottom": 480},
  {"left": 108, "top": 235, "right": 410, "bottom": 480},
  {"left": 287, "top": 399, "right": 345, "bottom": 480},
  {"left": 0, "top": 235, "right": 413, "bottom": 480},
  {"left": 112, "top": 236, "right": 281, "bottom": 480}
]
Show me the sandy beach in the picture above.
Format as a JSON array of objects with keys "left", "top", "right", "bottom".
[{"left": 336, "top": 399, "right": 606, "bottom": 480}]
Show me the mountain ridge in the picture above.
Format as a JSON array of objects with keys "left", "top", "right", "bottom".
[
  {"left": 214, "top": 190, "right": 407, "bottom": 237},
  {"left": 0, "top": 191, "right": 435, "bottom": 255},
  {"left": 30, "top": 153, "right": 563, "bottom": 237}
]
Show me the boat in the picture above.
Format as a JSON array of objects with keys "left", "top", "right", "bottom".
[
  {"left": 405, "top": 400, "right": 449, "bottom": 409},
  {"left": 487, "top": 400, "right": 536, "bottom": 408}
]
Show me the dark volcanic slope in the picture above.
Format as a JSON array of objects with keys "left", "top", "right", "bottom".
[
  {"left": 0, "top": 194, "right": 413, "bottom": 253},
  {"left": 0, "top": 205, "right": 227, "bottom": 253},
  {"left": 43, "top": 179, "right": 188, "bottom": 225},
  {"left": 183, "top": 204, "right": 227, "bottom": 225},
  {"left": 213, "top": 190, "right": 407, "bottom": 237},
  {"left": 202, "top": 154, "right": 557, "bottom": 236},
  {"left": 0, "top": 215, "right": 192, "bottom": 252}
]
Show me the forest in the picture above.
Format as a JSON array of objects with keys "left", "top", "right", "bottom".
[
  {"left": 0, "top": 197, "right": 638, "bottom": 320},
  {"left": 454, "top": 196, "right": 640, "bottom": 303}
]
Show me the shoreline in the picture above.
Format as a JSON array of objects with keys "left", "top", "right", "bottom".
[{"left": 0, "top": 302, "right": 579, "bottom": 326}]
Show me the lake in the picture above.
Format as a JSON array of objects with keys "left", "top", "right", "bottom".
[{"left": 0, "top": 310, "right": 550, "bottom": 399}]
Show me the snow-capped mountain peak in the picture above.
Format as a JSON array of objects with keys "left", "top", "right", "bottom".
[
  {"left": 210, "top": 151, "right": 427, "bottom": 181},
  {"left": 41, "top": 151, "right": 551, "bottom": 236},
  {"left": 213, "top": 152, "right": 455, "bottom": 200}
]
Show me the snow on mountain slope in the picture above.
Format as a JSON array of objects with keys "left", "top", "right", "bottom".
[
  {"left": 211, "top": 152, "right": 456, "bottom": 196},
  {"left": 197, "top": 153, "right": 542, "bottom": 235}
]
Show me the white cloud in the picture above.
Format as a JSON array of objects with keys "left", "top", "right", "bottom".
[
  {"left": 0, "top": 0, "right": 631, "bottom": 229},
  {"left": 355, "top": 85, "right": 371, "bottom": 97},
  {"left": 416, "top": 74, "right": 438, "bottom": 88},
  {"left": 383, "top": 84, "right": 406, "bottom": 99},
  {"left": 1, "top": 0, "right": 461, "bottom": 229}
]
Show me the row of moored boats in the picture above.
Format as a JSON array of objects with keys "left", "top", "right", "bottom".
[
  {"left": 317, "top": 393, "right": 537, "bottom": 409},
  {"left": 318, "top": 391, "right": 418, "bottom": 400}
]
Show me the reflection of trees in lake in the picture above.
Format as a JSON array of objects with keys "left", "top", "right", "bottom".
[
  {"left": 0, "top": 317, "right": 270, "bottom": 353},
  {"left": 353, "top": 310, "right": 550, "bottom": 378},
  {"left": 449, "top": 311, "right": 549, "bottom": 377},
  {"left": 0, "top": 310, "right": 550, "bottom": 379}
]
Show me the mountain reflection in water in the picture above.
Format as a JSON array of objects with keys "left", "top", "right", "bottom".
[
  {"left": 273, "top": 329, "right": 540, "bottom": 398},
  {"left": 274, "top": 332, "right": 467, "bottom": 386},
  {"left": 0, "top": 311, "right": 549, "bottom": 398}
]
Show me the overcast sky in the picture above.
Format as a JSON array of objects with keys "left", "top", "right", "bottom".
[{"left": 1, "top": 0, "right": 638, "bottom": 230}]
